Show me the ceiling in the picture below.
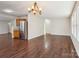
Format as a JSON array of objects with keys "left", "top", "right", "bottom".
[{"left": 0, "top": 1, "right": 75, "bottom": 21}]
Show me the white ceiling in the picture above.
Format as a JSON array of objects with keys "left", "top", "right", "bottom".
[{"left": 0, "top": 1, "right": 75, "bottom": 21}]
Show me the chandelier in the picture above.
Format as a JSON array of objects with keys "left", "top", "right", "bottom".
[{"left": 28, "top": 2, "right": 42, "bottom": 15}]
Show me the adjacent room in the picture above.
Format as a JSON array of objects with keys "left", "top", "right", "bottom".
[{"left": 0, "top": 1, "right": 78, "bottom": 58}]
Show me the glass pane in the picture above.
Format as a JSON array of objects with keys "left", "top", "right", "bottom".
[
  {"left": 77, "top": 7, "right": 79, "bottom": 42},
  {"left": 71, "top": 10, "right": 77, "bottom": 39}
]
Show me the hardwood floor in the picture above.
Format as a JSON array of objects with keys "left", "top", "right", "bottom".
[{"left": 0, "top": 33, "right": 78, "bottom": 58}]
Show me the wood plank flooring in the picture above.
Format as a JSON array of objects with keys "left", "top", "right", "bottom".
[{"left": 0, "top": 33, "right": 78, "bottom": 58}]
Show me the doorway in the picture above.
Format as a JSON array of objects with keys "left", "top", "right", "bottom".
[{"left": 8, "top": 17, "right": 28, "bottom": 40}]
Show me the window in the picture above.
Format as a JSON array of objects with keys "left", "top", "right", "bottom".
[{"left": 71, "top": 7, "right": 79, "bottom": 42}]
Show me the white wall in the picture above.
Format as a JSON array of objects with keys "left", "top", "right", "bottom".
[
  {"left": 28, "top": 14, "right": 44, "bottom": 39},
  {"left": 9, "top": 19, "right": 16, "bottom": 33},
  {"left": 46, "top": 18, "right": 70, "bottom": 36},
  {"left": 0, "top": 21, "right": 9, "bottom": 34},
  {"left": 8, "top": 19, "right": 16, "bottom": 38},
  {"left": 28, "top": 14, "right": 70, "bottom": 40}
]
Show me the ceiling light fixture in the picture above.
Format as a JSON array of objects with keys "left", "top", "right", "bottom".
[
  {"left": 45, "top": 19, "right": 50, "bottom": 24},
  {"left": 28, "top": 2, "right": 42, "bottom": 15},
  {"left": 3, "top": 9, "right": 14, "bottom": 13}
]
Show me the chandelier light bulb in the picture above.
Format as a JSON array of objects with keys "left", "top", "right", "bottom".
[
  {"left": 39, "top": 8, "right": 42, "bottom": 11},
  {"left": 28, "top": 8, "right": 31, "bottom": 11},
  {"left": 32, "top": 6, "right": 34, "bottom": 9}
]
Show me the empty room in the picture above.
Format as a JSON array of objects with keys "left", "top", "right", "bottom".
[{"left": 0, "top": 1, "right": 78, "bottom": 58}]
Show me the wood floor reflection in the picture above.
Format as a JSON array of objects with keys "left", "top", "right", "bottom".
[{"left": 0, "top": 33, "right": 78, "bottom": 58}]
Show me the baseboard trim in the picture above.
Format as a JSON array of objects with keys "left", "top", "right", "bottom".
[
  {"left": 46, "top": 33, "right": 70, "bottom": 37},
  {"left": 0, "top": 33, "right": 11, "bottom": 35},
  {"left": 0, "top": 32, "right": 9, "bottom": 34},
  {"left": 0, "top": 33, "right": 11, "bottom": 37},
  {"left": 28, "top": 34, "right": 44, "bottom": 40},
  {"left": 28, "top": 33, "right": 70, "bottom": 40}
]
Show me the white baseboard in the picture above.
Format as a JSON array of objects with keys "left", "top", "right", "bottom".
[
  {"left": 47, "top": 33, "right": 70, "bottom": 36},
  {"left": 28, "top": 33, "right": 44, "bottom": 40}
]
